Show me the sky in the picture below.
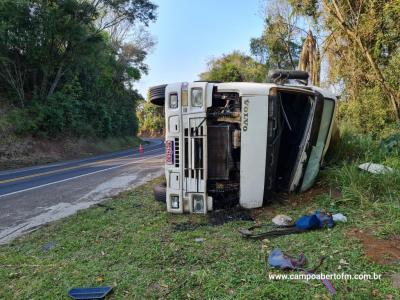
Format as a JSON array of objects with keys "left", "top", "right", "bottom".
[{"left": 135, "top": 0, "right": 265, "bottom": 96}]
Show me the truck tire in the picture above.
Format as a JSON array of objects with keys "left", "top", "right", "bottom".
[
  {"left": 153, "top": 182, "right": 167, "bottom": 203},
  {"left": 149, "top": 84, "right": 167, "bottom": 106}
]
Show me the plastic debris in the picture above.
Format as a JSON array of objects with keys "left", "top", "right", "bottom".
[
  {"left": 268, "top": 249, "right": 336, "bottom": 295},
  {"left": 332, "top": 213, "right": 347, "bottom": 222},
  {"left": 194, "top": 238, "right": 204, "bottom": 243},
  {"left": 314, "top": 211, "right": 334, "bottom": 228},
  {"left": 240, "top": 210, "right": 341, "bottom": 240},
  {"left": 272, "top": 214, "right": 293, "bottom": 226},
  {"left": 358, "top": 163, "right": 393, "bottom": 174},
  {"left": 68, "top": 286, "right": 113, "bottom": 299},
  {"left": 268, "top": 249, "right": 306, "bottom": 269},
  {"left": 295, "top": 215, "right": 320, "bottom": 230},
  {"left": 42, "top": 241, "right": 56, "bottom": 252}
]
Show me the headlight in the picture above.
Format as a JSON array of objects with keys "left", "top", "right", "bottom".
[
  {"left": 171, "top": 195, "right": 179, "bottom": 209},
  {"left": 191, "top": 88, "right": 203, "bottom": 107},
  {"left": 169, "top": 93, "right": 178, "bottom": 109},
  {"left": 192, "top": 194, "right": 204, "bottom": 213}
]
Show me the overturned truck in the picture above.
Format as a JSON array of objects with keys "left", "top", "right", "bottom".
[{"left": 150, "top": 70, "right": 337, "bottom": 213}]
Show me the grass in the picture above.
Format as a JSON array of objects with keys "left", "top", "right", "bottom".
[{"left": 0, "top": 129, "right": 399, "bottom": 299}]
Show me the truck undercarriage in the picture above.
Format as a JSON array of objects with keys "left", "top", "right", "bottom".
[{"left": 205, "top": 87, "right": 320, "bottom": 209}]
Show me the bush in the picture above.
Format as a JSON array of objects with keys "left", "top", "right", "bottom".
[
  {"left": 7, "top": 91, "right": 138, "bottom": 139},
  {"left": 137, "top": 101, "right": 164, "bottom": 136},
  {"left": 338, "top": 86, "right": 394, "bottom": 137}
]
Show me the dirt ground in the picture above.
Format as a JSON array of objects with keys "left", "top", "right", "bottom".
[{"left": 347, "top": 228, "right": 400, "bottom": 265}]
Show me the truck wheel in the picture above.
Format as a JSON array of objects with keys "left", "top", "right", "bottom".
[
  {"left": 149, "top": 84, "right": 166, "bottom": 106},
  {"left": 153, "top": 182, "right": 167, "bottom": 203}
]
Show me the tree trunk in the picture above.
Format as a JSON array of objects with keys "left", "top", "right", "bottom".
[
  {"left": 47, "top": 62, "right": 64, "bottom": 98},
  {"left": 0, "top": 61, "right": 25, "bottom": 107},
  {"left": 298, "top": 31, "right": 320, "bottom": 86}
]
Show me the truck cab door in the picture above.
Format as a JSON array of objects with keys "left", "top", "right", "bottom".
[
  {"left": 289, "top": 92, "right": 324, "bottom": 192},
  {"left": 299, "top": 97, "right": 336, "bottom": 192}
]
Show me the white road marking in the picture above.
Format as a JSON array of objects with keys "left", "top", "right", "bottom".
[
  {"left": 0, "top": 146, "right": 164, "bottom": 184},
  {"left": 0, "top": 168, "right": 165, "bottom": 244},
  {"left": 0, "top": 153, "right": 164, "bottom": 199}
]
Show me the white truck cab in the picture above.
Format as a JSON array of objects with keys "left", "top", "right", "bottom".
[{"left": 150, "top": 70, "right": 337, "bottom": 213}]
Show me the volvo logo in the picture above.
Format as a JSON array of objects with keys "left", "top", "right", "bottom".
[{"left": 242, "top": 99, "right": 249, "bottom": 131}]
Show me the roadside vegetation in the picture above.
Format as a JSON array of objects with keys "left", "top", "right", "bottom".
[
  {"left": 0, "top": 0, "right": 158, "bottom": 166},
  {"left": 0, "top": 127, "right": 399, "bottom": 299},
  {"left": 0, "top": 135, "right": 142, "bottom": 170},
  {"left": 136, "top": 99, "right": 164, "bottom": 137}
]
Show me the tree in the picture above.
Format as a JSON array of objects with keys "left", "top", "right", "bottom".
[
  {"left": 250, "top": 0, "right": 303, "bottom": 70},
  {"left": 199, "top": 51, "right": 267, "bottom": 82},
  {"left": 322, "top": 0, "right": 400, "bottom": 122},
  {"left": 137, "top": 100, "right": 164, "bottom": 136},
  {"left": 287, "top": 0, "right": 400, "bottom": 124},
  {"left": 0, "top": 0, "right": 157, "bottom": 104},
  {"left": 0, "top": 0, "right": 158, "bottom": 138}
]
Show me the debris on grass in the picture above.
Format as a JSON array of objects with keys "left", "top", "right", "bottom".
[
  {"left": 96, "top": 203, "right": 115, "bottom": 212},
  {"left": 41, "top": 241, "right": 56, "bottom": 252},
  {"left": 332, "top": 213, "right": 347, "bottom": 222},
  {"left": 268, "top": 248, "right": 306, "bottom": 269},
  {"left": 173, "top": 207, "right": 254, "bottom": 232},
  {"left": 68, "top": 286, "right": 113, "bottom": 300},
  {"left": 267, "top": 249, "right": 336, "bottom": 295},
  {"left": 240, "top": 210, "right": 340, "bottom": 239},
  {"left": 358, "top": 162, "right": 393, "bottom": 174},
  {"left": 208, "top": 207, "right": 254, "bottom": 226},
  {"left": 272, "top": 214, "right": 293, "bottom": 226},
  {"left": 173, "top": 222, "right": 207, "bottom": 232},
  {"left": 194, "top": 238, "right": 204, "bottom": 243}
]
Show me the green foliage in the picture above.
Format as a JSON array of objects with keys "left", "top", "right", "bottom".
[
  {"left": 322, "top": 125, "right": 400, "bottom": 234},
  {"left": 200, "top": 51, "right": 267, "bottom": 82},
  {"left": 137, "top": 100, "right": 164, "bottom": 136},
  {"left": 326, "top": 123, "right": 400, "bottom": 221},
  {"left": 338, "top": 87, "right": 394, "bottom": 137},
  {"left": 288, "top": 0, "right": 319, "bottom": 19},
  {"left": 320, "top": 0, "right": 400, "bottom": 125},
  {"left": 0, "top": 0, "right": 157, "bottom": 138},
  {"left": 250, "top": 1, "right": 303, "bottom": 70},
  {"left": 380, "top": 132, "right": 400, "bottom": 155},
  {"left": 385, "top": 49, "right": 400, "bottom": 96}
]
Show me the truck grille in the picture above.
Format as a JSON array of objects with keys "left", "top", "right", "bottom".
[
  {"left": 184, "top": 121, "right": 205, "bottom": 186},
  {"left": 174, "top": 138, "right": 180, "bottom": 167}
]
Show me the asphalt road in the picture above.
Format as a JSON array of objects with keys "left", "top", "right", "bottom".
[{"left": 0, "top": 138, "right": 165, "bottom": 244}]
